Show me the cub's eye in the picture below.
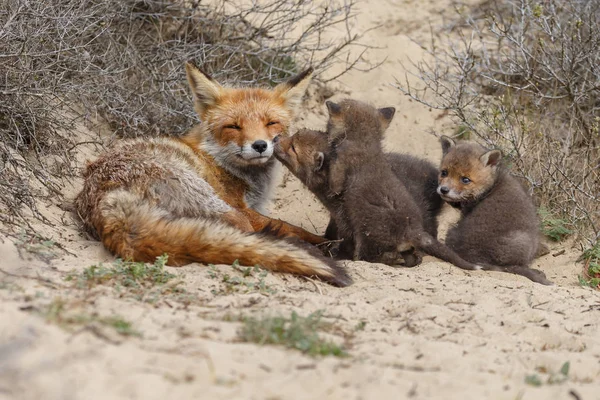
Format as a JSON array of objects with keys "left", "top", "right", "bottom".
[
  {"left": 224, "top": 124, "right": 241, "bottom": 130},
  {"left": 461, "top": 176, "right": 471, "bottom": 184},
  {"left": 440, "top": 170, "right": 448, "bottom": 177},
  {"left": 266, "top": 121, "right": 279, "bottom": 126},
  {"left": 290, "top": 142, "right": 297, "bottom": 154}
]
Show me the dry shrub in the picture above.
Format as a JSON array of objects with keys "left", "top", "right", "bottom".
[
  {"left": 398, "top": 0, "right": 600, "bottom": 245},
  {"left": 0, "top": 0, "right": 376, "bottom": 236}
]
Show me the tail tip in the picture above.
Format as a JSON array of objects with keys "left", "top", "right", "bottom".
[
  {"left": 328, "top": 268, "right": 353, "bottom": 287},
  {"left": 314, "top": 259, "right": 353, "bottom": 287},
  {"left": 323, "top": 255, "right": 353, "bottom": 287}
]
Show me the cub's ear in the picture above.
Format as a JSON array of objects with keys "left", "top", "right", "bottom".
[
  {"left": 325, "top": 100, "right": 342, "bottom": 116},
  {"left": 185, "top": 62, "right": 223, "bottom": 117},
  {"left": 378, "top": 107, "right": 396, "bottom": 130},
  {"left": 274, "top": 67, "right": 314, "bottom": 111},
  {"left": 314, "top": 152, "right": 325, "bottom": 171},
  {"left": 325, "top": 101, "right": 345, "bottom": 140},
  {"left": 440, "top": 135, "right": 456, "bottom": 155},
  {"left": 480, "top": 149, "right": 502, "bottom": 167}
]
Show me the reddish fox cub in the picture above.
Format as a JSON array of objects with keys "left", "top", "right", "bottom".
[
  {"left": 437, "top": 136, "right": 552, "bottom": 285},
  {"left": 74, "top": 63, "right": 351, "bottom": 287}
]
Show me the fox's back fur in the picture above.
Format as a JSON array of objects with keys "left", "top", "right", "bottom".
[{"left": 74, "top": 63, "right": 351, "bottom": 287}]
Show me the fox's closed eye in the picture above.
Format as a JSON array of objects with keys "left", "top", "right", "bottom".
[
  {"left": 267, "top": 121, "right": 279, "bottom": 126},
  {"left": 224, "top": 124, "right": 241, "bottom": 130}
]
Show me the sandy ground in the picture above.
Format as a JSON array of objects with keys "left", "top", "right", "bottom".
[{"left": 1, "top": 0, "right": 599, "bottom": 399}]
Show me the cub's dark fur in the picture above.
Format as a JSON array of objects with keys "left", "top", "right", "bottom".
[
  {"left": 325, "top": 153, "right": 442, "bottom": 256},
  {"left": 437, "top": 136, "right": 552, "bottom": 285},
  {"left": 386, "top": 153, "right": 442, "bottom": 238},
  {"left": 325, "top": 100, "right": 395, "bottom": 196},
  {"left": 275, "top": 100, "right": 477, "bottom": 271}
]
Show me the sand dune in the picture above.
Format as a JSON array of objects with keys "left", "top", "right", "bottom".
[{"left": 1, "top": 0, "right": 599, "bottom": 399}]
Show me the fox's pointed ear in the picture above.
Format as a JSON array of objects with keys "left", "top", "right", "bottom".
[
  {"left": 378, "top": 107, "right": 395, "bottom": 130},
  {"left": 275, "top": 67, "right": 314, "bottom": 111},
  {"left": 480, "top": 149, "right": 502, "bottom": 167},
  {"left": 186, "top": 62, "right": 222, "bottom": 117},
  {"left": 440, "top": 135, "right": 456, "bottom": 155},
  {"left": 314, "top": 152, "right": 325, "bottom": 171}
]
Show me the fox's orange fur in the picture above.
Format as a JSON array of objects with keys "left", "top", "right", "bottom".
[{"left": 74, "top": 63, "right": 351, "bottom": 287}]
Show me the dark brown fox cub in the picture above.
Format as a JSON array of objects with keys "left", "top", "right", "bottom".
[
  {"left": 324, "top": 101, "right": 443, "bottom": 230},
  {"left": 437, "top": 136, "right": 552, "bottom": 285},
  {"left": 273, "top": 129, "right": 441, "bottom": 258},
  {"left": 325, "top": 100, "right": 395, "bottom": 196},
  {"left": 325, "top": 152, "right": 442, "bottom": 255},
  {"left": 275, "top": 100, "right": 478, "bottom": 270}
]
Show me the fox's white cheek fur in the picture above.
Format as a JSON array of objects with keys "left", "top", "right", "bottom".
[{"left": 202, "top": 139, "right": 239, "bottom": 160}]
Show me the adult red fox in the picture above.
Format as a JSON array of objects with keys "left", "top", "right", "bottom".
[{"left": 74, "top": 63, "right": 351, "bottom": 286}]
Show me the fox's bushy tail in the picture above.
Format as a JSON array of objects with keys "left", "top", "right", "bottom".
[{"left": 95, "top": 190, "right": 352, "bottom": 287}]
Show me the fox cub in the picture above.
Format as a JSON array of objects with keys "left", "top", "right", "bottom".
[
  {"left": 325, "top": 100, "right": 395, "bottom": 196},
  {"left": 437, "top": 136, "right": 551, "bottom": 285},
  {"left": 275, "top": 99, "right": 479, "bottom": 271},
  {"left": 74, "top": 63, "right": 351, "bottom": 287}
]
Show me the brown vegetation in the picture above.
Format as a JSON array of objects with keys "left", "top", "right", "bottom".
[
  {"left": 398, "top": 0, "right": 600, "bottom": 247},
  {"left": 0, "top": 0, "right": 375, "bottom": 237}
]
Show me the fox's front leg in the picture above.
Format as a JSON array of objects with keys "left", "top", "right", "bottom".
[{"left": 241, "top": 208, "right": 327, "bottom": 245}]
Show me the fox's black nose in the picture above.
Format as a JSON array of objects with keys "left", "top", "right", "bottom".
[
  {"left": 252, "top": 140, "right": 268, "bottom": 153},
  {"left": 439, "top": 186, "right": 449, "bottom": 195}
]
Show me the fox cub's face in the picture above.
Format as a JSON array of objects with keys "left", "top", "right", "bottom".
[
  {"left": 437, "top": 136, "right": 502, "bottom": 203},
  {"left": 325, "top": 99, "right": 395, "bottom": 145},
  {"left": 186, "top": 63, "right": 313, "bottom": 166},
  {"left": 273, "top": 128, "right": 329, "bottom": 192}
]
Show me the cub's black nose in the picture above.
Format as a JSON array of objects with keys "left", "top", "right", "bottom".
[
  {"left": 252, "top": 140, "right": 268, "bottom": 153},
  {"left": 439, "top": 186, "right": 450, "bottom": 195}
]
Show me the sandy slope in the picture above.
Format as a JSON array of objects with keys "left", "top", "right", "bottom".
[{"left": 1, "top": 0, "right": 599, "bottom": 399}]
